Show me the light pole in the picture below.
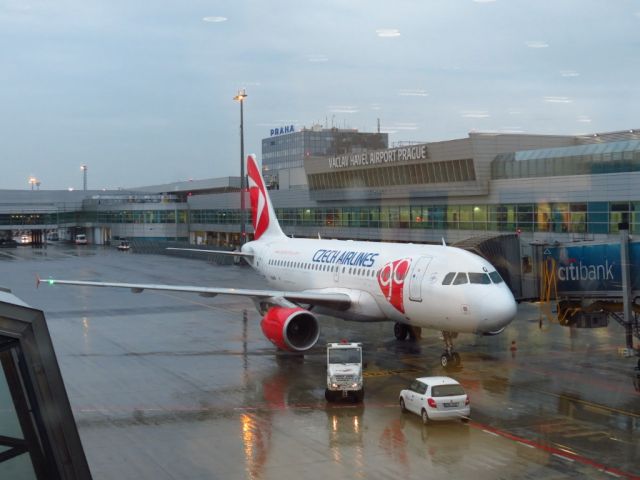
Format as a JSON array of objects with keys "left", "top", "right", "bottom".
[
  {"left": 28, "top": 176, "right": 37, "bottom": 190},
  {"left": 81, "top": 165, "right": 87, "bottom": 191},
  {"left": 233, "top": 89, "right": 247, "bottom": 246}
]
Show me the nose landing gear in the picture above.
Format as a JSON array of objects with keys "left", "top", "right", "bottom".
[{"left": 440, "top": 331, "right": 461, "bottom": 368}]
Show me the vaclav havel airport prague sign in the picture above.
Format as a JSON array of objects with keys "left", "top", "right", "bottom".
[{"left": 327, "top": 144, "right": 428, "bottom": 169}]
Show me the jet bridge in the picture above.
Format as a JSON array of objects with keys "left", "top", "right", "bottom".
[{"left": 535, "top": 225, "right": 640, "bottom": 363}]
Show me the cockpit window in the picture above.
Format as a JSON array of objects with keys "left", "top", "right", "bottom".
[
  {"left": 489, "top": 271, "right": 504, "bottom": 284},
  {"left": 442, "top": 272, "right": 455, "bottom": 285},
  {"left": 452, "top": 272, "right": 468, "bottom": 285},
  {"left": 468, "top": 272, "right": 491, "bottom": 284}
]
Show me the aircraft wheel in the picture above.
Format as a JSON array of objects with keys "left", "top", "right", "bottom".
[
  {"left": 452, "top": 352, "right": 461, "bottom": 366},
  {"left": 440, "top": 353, "right": 450, "bottom": 368},
  {"left": 394, "top": 322, "right": 409, "bottom": 341}
]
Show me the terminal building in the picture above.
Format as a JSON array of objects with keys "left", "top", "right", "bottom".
[{"left": 2, "top": 126, "right": 640, "bottom": 256}]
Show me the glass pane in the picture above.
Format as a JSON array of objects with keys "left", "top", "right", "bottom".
[
  {"left": 442, "top": 272, "right": 455, "bottom": 285},
  {"left": 0, "top": 355, "right": 24, "bottom": 440},
  {"left": 0, "top": 347, "right": 37, "bottom": 480},
  {"left": 468, "top": 273, "right": 491, "bottom": 284},
  {"left": 452, "top": 272, "right": 469, "bottom": 285},
  {"left": 459, "top": 205, "right": 473, "bottom": 230}
]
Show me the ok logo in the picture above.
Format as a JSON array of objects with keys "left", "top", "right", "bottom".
[{"left": 377, "top": 258, "right": 411, "bottom": 313}]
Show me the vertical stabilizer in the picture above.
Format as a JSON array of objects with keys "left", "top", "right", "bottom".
[{"left": 246, "top": 155, "right": 285, "bottom": 240}]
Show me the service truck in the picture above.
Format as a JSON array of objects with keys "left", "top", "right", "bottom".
[{"left": 325, "top": 341, "right": 364, "bottom": 402}]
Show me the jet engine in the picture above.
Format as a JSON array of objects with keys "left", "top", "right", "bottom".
[
  {"left": 260, "top": 306, "right": 320, "bottom": 352},
  {"left": 481, "top": 327, "right": 506, "bottom": 336}
]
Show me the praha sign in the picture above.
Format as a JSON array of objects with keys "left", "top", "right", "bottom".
[
  {"left": 270, "top": 125, "right": 295, "bottom": 137},
  {"left": 327, "top": 144, "right": 427, "bottom": 169}
]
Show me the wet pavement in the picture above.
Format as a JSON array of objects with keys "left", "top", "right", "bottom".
[{"left": 2, "top": 244, "right": 639, "bottom": 479}]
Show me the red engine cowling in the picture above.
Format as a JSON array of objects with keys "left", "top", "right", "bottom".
[{"left": 260, "top": 307, "right": 320, "bottom": 352}]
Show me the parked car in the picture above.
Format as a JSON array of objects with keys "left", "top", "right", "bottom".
[
  {"left": 0, "top": 238, "right": 18, "bottom": 248},
  {"left": 117, "top": 240, "right": 130, "bottom": 251},
  {"left": 399, "top": 376, "right": 470, "bottom": 424},
  {"left": 74, "top": 234, "right": 87, "bottom": 245},
  {"left": 14, "top": 234, "right": 31, "bottom": 245}
]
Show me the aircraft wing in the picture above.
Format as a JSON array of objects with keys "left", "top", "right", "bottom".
[{"left": 37, "top": 277, "right": 351, "bottom": 310}]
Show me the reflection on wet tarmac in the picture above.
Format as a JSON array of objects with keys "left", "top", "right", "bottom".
[{"left": 241, "top": 413, "right": 270, "bottom": 480}]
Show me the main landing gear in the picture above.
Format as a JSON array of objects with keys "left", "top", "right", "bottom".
[
  {"left": 394, "top": 322, "right": 409, "bottom": 340},
  {"left": 440, "top": 331, "right": 461, "bottom": 368},
  {"left": 393, "top": 322, "right": 421, "bottom": 341}
]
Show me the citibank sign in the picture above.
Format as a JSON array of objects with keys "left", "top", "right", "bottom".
[{"left": 270, "top": 125, "right": 295, "bottom": 137}]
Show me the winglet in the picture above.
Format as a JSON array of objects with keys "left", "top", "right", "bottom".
[
  {"left": 36, "top": 275, "right": 41, "bottom": 288},
  {"left": 442, "top": 237, "right": 447, "bottom": 247}
]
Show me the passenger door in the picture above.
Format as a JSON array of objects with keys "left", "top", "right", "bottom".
[{"left": 409, "top": 256, "right": 432, "bottom": 302}]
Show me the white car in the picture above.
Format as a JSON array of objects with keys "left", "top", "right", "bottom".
[
  {"left": 17, "top": 234, "right": 31, "bottom": 245},
  {"left": 74, "top": 234, "right": 87, "bottom": 245},
  {"left": 399, "top": 376, "right": 470, "bottom": 424}
]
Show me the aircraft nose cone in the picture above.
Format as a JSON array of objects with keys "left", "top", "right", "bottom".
[{"left": 482, "top": 292, "right": 517, "bottom": 332}]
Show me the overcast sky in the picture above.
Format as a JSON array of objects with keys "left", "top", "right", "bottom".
[{"left": 1, "top": 0, "right": 638, "bottom": 190}]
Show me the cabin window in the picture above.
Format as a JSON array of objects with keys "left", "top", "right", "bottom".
[
  {"left": 468, "top": 273, "right": 491, "bottom": 284},
  {"left": 442, "top": 272, "right": 455, "bottom": 285},
  {"left": 452, "top": 272, "right": 469, "bottom": 285},
  {"left": 489, "top": 271, "right": 504, "bottom": 284}
]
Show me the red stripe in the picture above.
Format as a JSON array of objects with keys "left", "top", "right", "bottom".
[{"left": 469, "top": 421, "right": 639, "bottom": 479}]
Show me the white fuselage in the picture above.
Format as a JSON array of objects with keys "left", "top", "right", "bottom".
[{"left": 242, "top": 236, "right": 517, "bottom": 334}]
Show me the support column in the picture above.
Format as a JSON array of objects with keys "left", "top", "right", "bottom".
[{"left": 619, "top": 223, "right": 634, "bottom": 350}]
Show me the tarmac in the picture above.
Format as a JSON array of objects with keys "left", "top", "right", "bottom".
[{"left": 2, "top": 244, "right": 639, "bottom": 479}]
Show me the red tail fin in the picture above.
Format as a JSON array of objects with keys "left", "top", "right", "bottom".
[{"left": 246, "top": 155, "right": 284, "bottom": 240}]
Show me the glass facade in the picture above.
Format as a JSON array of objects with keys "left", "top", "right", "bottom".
[
  {"left": 492, "top": 140, "right": 640, "bottom": 179},
  {"left": 0, "top": 202, "right": 637, "bottom": 236},
  {"left": 0, "top": 210, "right": 189, "bottom": 226},
  {"left": 190, "top": 201, "right": 639, "bottom": 235},
  {"left": 262, "top": 128, "right": 388, "bottom": 172}
]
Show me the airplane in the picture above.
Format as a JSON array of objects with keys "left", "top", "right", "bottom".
[{"left": 39, "top": 154, "right": 517, "bottom": 368}]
